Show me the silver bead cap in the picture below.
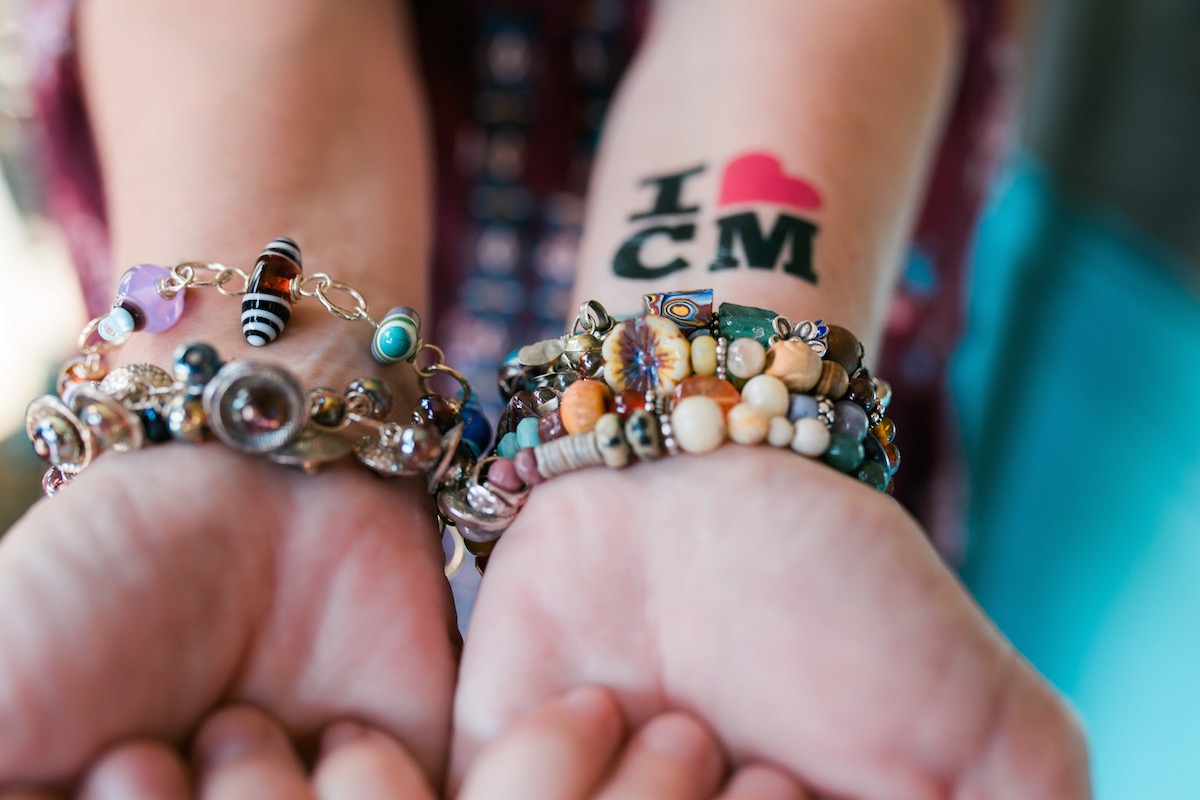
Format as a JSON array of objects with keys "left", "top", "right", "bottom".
[{"left": 202, "top": 361, "right": 307, "bottom": 455}]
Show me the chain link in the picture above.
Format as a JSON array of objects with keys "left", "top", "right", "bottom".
[
  {"left": 414, "top": 344, "right": 473, "bottom": 403},
  {"left": 572, "top": 300, "right": 615, "bottom": 337},
  {"left": 291, "top": 272, "right": 375, "bottom": 326}
]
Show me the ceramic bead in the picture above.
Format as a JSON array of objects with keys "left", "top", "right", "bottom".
[
  {"left": 690, "top": 334, "right": 718, "bottom": 376},
  {"left": 790, "top": 416, "right": 831, "bottom": 457},
  {"left": 560, "top": 378, "right": 613, "bottom": 435},
  {"left": 594, "top": 413, "right": 630, "bottom": 468},
  {"left": 764, "top": 339, "right": 822, "bottom": 392},
  {"left": 242, "top": 237, "right": 302, "bottom": 347},
  {"left": 727, "top": 403, "right": 769, "bottom": 445},
  {"left": 813, "top": 361, "right": 850, "bottom": 399},
  {"left": 670, "top": 396, "right": 726, "bottom": 454},
  {"left": 725, "top": 337, "right": 767, "bottom": 380},
  {"left": 602, "top": 315, "right": 692, "bottom": 396},
  {"left": 673, "top": 375, "right": 740, "bottom": 416},
  {"left": 740, "top": 374, "right": 789, "bottom": 418},
  {"left": 372, "top": 306, "right": 421, "bottom": 364},
  {"left": 624, "top": 408, "right": 664, "bottom": 461},
  {"left": 766, "top": 416, "right": 794, "bottom": 448}
]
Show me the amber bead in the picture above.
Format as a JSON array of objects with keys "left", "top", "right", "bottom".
[
  {"left": 873, "top": 417, "right": 896, "bottom": 444},
  {"left": 560, "top": 378, "right": 613, "bottom": 435},
  {"left": 883, "top": 441, "right": 902, "bottom": 475},
  {"left": 672, "top": 375, "right": 741, "bottom": 416},
  {"left": 824, "top": 325, "right": 864, "bottom": 375},
  {"left": 613, "top": 390, "right": 648, "bottom": 419},
  {"left": 845, "top": 376, "right": 876, "bottom": 410},
  {"left": 413, "top": 393, "right": 461, "bottom": 434},
  {"left": 813, "top": 361, "right": 850, "bottom": 399}
]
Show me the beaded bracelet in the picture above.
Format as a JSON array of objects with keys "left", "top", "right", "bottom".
[{"left": 438, "top": 288, "right": 901, "bottom": 570}]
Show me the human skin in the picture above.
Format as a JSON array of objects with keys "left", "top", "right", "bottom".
[{"left": 451, "top": 1, "right": 1090, "bottom": 798}]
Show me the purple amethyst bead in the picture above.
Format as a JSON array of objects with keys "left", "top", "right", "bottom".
[{"left": 114, "top": 264, "right": 184, "bottom": 333}]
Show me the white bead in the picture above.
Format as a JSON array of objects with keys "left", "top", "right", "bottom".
[
  {"left": 726, "top": 337, "right": 767, "bottom": 379},
  {"left": 766, "top": 416, "right": 793, "bottom": 447},
  {"left": 671, "top": 396, "right": 726, "bottom": 454},
  {"left": 97, "top": 307, "right": 135, "bottom": 342},
  {"left": 727, "top": 403, "right": 769, "bottom": 445},
  {"left": 740, "top": 374, "right": 789, "bottom": 418},
  {"left": 790, "top": 416, "right": 831, "bottom": 457}
]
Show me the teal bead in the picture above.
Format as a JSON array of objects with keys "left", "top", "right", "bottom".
[
  {"left": 856, "top": 459, "right": 889, "bottom": 491},
  {"left": 497, "top": 431, "right": 519, "bottom": 460},
  {"left": 372, "top": 306, "right": 420, "bottom": 364},
  {"left": 822, "top": 432, "right": 865, "bottom": 473},
  {"left": 516, "top": 416, "right": 541, "bottom": 449},
  {"left": 717, "top": 302, "right": 780, "bottom": 348}
]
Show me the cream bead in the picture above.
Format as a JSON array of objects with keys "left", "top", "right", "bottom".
[
  {"left": 790, "top": 416, "right": 831, "bottom": 457},
  {"left": 726, "top": 403, "right": 769, "bottom": 445},
  {"left": 725, "top": 337, "right": 767, "bottom": 380},
  {"left": 740, "top": 374, "right": 789, "bottom": 418},
  {"left": 671, "top": 396, "right": 726, "bottom": 454},
  {"left": 690, "top": 334, "right": 718, "bottom": 376},
  {"left": 766, "top": 416, "right": 794, "bottom": 447},
  {"left": 764, "top": 339, "right": 822, "bottom": 392}
]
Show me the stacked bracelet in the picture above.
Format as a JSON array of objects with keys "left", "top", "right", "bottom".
[
  {"left": 442, "top": 288, "right": 901, "bottom": 570},
  {"left": 25, "top": 237, "right": 492, "bottom": 576}
]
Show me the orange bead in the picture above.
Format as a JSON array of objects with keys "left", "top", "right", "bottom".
[
  {"left": 672, "top": 375, "right": 741, "bottom": 417},
  {"left": 560, "top": 378, "right": 613, "bottom": 435}
]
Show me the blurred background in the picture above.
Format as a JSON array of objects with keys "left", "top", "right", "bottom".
[{"left": 1, "top": 0, "right": 1197, "bottom": 797}]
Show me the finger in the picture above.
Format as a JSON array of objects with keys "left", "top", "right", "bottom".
[
  {"left": 312, "top": 720, "right": 435, "bottom": 800},
  {"left": 77, "top": 739, "right": 189, "bottom": 800},
  {"left": 457, "top": 686, "right": 624, "bottom": 800},
  {"left": 717, "top": 764, "right": 811, "bottom": 800},
  {"left": 593, "top": 712, "right": 726, "bottom": 800},
  {"left": 193, "top": 706, "right": 313, "bottom": 800}
]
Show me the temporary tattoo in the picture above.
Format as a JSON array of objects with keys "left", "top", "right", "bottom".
[{"left": 613, "top": 151, "right": 821, "bottom": 284}]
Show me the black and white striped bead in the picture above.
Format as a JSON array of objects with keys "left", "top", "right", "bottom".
[{"left": 241, "top": 237, "right": 302, "bottom": 347}]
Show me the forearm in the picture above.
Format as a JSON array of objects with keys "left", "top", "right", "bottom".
[
  {"left": 577, "top": 0, "right": 961, "bottom": 352},
  {"left": 78, "top": 0, "right": 431, "bottom": 385}
]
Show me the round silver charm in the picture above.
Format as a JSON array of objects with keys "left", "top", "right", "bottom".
[
  {"left": 202, "top": 361, "right": 307, "bottom": 454},
  {"left": 26, "top": 395, "right": 93, "bottom": 470},
  {"left": 268, "top": 425, "right": 353, "bottom": 474},
  {"left": 98, "top": 363, "right": 174, "bottom": 411},
  {"left": 355, "top": 423, "right": 443, "bottom": 477},
  {"left": 68, "top": 385, "right": 145, "bottom": 454}
]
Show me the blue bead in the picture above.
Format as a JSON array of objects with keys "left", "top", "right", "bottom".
[
  {"left": 372, "top": 307, "right": 420, "bottom": 364},
  {"left": 173, "top": 342, "right": 221, "bottom": 386},
  {"left": 497, "top": 431, "right": 519, "bottom": 460},
  {"left": 139, "top": 407, "right": 172, "bottom": 443},
  {"left": 787, "top": 393, "right": 819, "bottom": 422},
  {"left": 516, "top": 416, "right": 541, "bottom": 449},
  {"left": 460, "top": 399, "right": 493, "bottom": 458}
]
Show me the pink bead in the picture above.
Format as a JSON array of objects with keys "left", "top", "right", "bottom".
[
  {"left": 514, "top": 448, "right": 544, "bottom": 486},
  {"left": 115, "top": 264, "right": 184, "bottom": 332},
  {"left": 487, "top": 457, "right": 524, "bottom": 492}
]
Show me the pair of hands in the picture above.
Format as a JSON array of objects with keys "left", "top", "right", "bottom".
[{"left": 0, "top": 431, "right": 1087, "bottom": 797}]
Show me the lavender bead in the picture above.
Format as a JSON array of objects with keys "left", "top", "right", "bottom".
[
  {"left": 833, "top": 400, "right": 869, "bottom": 442},
  {"left": 115, "top": 264, "right": 184, "bottom": 332},
  {"left": 787, "top": 393, "right": 820, "bottom": 423}
]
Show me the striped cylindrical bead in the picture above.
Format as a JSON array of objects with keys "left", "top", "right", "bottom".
[{"left": 241, "top": 237, "right": 302, "bottom": 346}]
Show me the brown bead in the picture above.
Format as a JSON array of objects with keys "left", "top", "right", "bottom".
[
  {"left": 413, "top": 393, "right": 461, "bottom": 434},
  {"left": 560, "top": 378, "right": 612, "bottom": 435},
  {"left": 764, "top": 340, "right": 822, "bottom": 392},
  {"left": 813, "top": 361, "right": 850, "bottom": 399},
  {"left": 498, "top": 391, "right": 537, "bottom": 436},
  {"left": 538, "top": 409, "right": 567, "bottom": 442},
  {"left": 672, "top": 375, "right": 741, "bottom": 416},
  {"left": 845, "top": 376, "right": 877, "bottom": 409},
  {"left": 825, "top": 325, "right": 864, "bottom": 375}
]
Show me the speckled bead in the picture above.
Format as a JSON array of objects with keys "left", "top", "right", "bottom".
[
  {"left": 560, "top": 378, "right": 613, "bottom": 435},
  {"left": 766, "top": 416, "right": 794, "bottom": 448},
  {"left": 790, "top": 416, "right": 831, "bottom": 457},
  {"left": 624, "top": 409, "right": 664, "bottom": 461},
  {"left": 594, "top": 413, "right": 630, "bottom": 468},
  {"left": 764, "top": 339, "right": 822, "bottom": 392},
  {"left": 725, "top": 337, "right": 767, "bottom": 380},
  {"left": 671, "top": 396, "right": 726, "bottom": 454},
  {"left": 813, "top": 361, "right": 850, "bottom": 400},
  {"left": 740, "top": 374, "right": 789, "bottom": 418},
  {"left": 690, "top": 334, "right": 718, "bottom": 376},
  {"left": 727, "top": 403, "right": 769, "bottom": 445}
]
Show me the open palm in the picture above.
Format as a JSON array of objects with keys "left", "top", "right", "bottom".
[
  {"left": 0, "top": 444, "right": 457, "bottom": 790},
  {"left": 453, "top": 446, "right": 1089, "bottom": 799}
]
